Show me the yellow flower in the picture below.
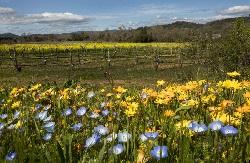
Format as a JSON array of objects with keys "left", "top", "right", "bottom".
[
  {"left": 120, "top": 101, "right": 127, "bottom": 107},
  {"left": 124, "top": 109, "right": 137, "bottom": 117},
  {"left": 175, "top": 120, "right": 191, "bottom": 130},
  {"left": 106, "top": 93, "right": 113, "bottom": 97},
  {"left": 29, "top": 84, "right": 42, "bottom": 92},
  {"left": 116, "top": 94, "right": 122, "bottom": 99},
  {"left": 142, "top": 88, "right": 157, "bottom": 98},
  {"left": 185, "top": 81, "right": 199, "bottom": 91},
  {"left": 220, "top": 100, "right": 234, "bottom": 109},
  {"left": 241, "top": 80, "right": 250, "bottom": 88},
  {"left": 156, "top": 80, "right": 165, "bottom": 87},
  {"left": 11, "top": 101, "right": 21, "bottom": 109},
  {"left": 244, "top": 92, "right": 250, "bottom": 99},
  {"left": 100, "top": 89, "right": 105, "bottom": 93},
  {"left": 106, "top": 102, "right": 113, "bottom": 109},
  {"left": 60, "top": 88, "right": 71, "bottom": 100},
  {"left": 236, "top": 105, "right": 250, "bottom": 113},
  {"left": 124, "top": 102, "right": 139, "bottom": 117},
  {"left": 182, "top": 99, "right": 199, "bottom": 107},
  {"left": 208, "top": 106, "right": 222, "bottom": 112},
  {"left": 210, "top": 112, "right": 241, "bottom": 126},
  {"left": 127, "top": 102, "right": 139, "bottom": 110},
  {"left": 164, "top": 110, "right": 175, "bottom": 117},
  {"left": 201, "top": 94, "right": 216, "bottom": 104},
  {"left": 198, "top": 80, "right": 206, "bottom": 86},
  {"left": 114, "top": 86, "right": 127, "bottom": 94},
  {"left": 15, "top": 121, "right": 22, "bottom": 129},
  {"left": 125, "top": 96, "right": 134, "bottom": 102},
  {"left": 227, "top": 71, "right": 241, "bottom": 77},
  {"left": 217, "top": 80, "right": 241, "bottom": 90}
]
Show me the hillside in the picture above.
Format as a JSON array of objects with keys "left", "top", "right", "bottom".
[{"left": 0, "top": 16, "right": 250, "bottom": 43}]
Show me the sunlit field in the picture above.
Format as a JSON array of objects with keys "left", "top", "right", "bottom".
[
  {"left": 0, "top": 42, "right": 194, "bottom": 87},
  {"left": 0, "top": 72, "right": 249, "bottom": 162},
  {"left": 0, "top": 42, "right": 186, "bottom": 53}
]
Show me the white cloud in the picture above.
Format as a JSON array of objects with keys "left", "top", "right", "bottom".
[
  {"left": 26, "top": 12, "right": 89, "bottom": 24},
  {"left": 221, "top": 5, "right": 250, "bottom": 15},
  {"left": 0, "top": 6, "right": 15, "bottom": 14},
  {"left": 0, "top": 12, "right": 90, "bottom": 25}
]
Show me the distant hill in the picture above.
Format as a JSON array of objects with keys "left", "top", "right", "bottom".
[
  {"left": 1, "top": 16, "right": 250, "bottom": 43},
  {"left": 0, "top": 33, "right": 19, "bottom": 39}
]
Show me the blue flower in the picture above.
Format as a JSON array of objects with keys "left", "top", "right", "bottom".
[
  {"left": 94, "top": 125, "right": 109, "bottom": 136},
  {"left": 188, "top": 121, "right": 198, "bottom": 129},
  {"left": 144, "top": 132, "right": 159, "bottom": 140},
  {"left": 220, "top": 125, "right": 238, "bottom": 136},
  {"left": 0, "top": 122, "right": 5, "bottom": 130},
  {"left": 43, "top": 133, "right": 52, "bottom": 141},
  {"left": 208, "top": 120, "right": 224, "bottom": 131},
  {"left": 87, "top": 91, "right": 95, "bottom": 98},
  {"left": 13, "top": 110, "right": 20, "bottom": 119},
  {"left": 101, "top": 109, "right": 109, "bottom": 117},
  {"left": 89, "top": 112, "right": 100, "bottom": 119},
  {"left": 84, "top": 134, "right": 101, "bottom": 148},
  {"left": 204, "top": 84, "right": 209, "bottom": 92},
  {"left": 106, "top": 133, "right": 117, "bottom": 142},
  {"left": 100, "top": 102, "right": 106, "bottom": 108},
  {"left": 71, "top": 123, "right": 83, "bottom": 131},
  {"left": 62, "top": 108, "right": 72, "bottom": 116},
  {"left": 139, "top": 134, "right": 148, "bottom": 142},
  {"left": 76, "top": 107, "right": 87, "bottom": 116},
  {"left": 5, "top": 151, "right": 16, "bottom": 161},
  {"left": 43, "top": 122, "right": 55, "bottom": 133},
  {"left": 35, "top": 104, "right": 43, "bottom": 110},
  {"left": 150, "top": 146, "right": 168, "bottom": 160},
  {"left": 35, "top": 111, "right": 48, "bottom": 121},
  {"left": 188, "top": 121, "right": 208, "bottom": 133},
  {"left": 43, "top": 115, "right": 52, "bottom": 122},
  {"left": 0, "top": 114, "right": 8, "bottom": 119},
  {"left": 112, "top": 144, "right": 124, "bottom": 155},
  {"left": 118, "top": 132, "right": 132, "bottom": 143}
]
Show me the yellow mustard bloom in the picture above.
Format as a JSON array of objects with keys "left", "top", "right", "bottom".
[
  {"left": 156, "top": 80, "right": 165, "bottom": 87},
  {"left": 227, "top": 71, "right": 241, "bottom": 77}
]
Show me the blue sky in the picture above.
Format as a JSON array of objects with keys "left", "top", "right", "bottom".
[{"left": 0, "top": 0, "right": 250, "bottom": 34}]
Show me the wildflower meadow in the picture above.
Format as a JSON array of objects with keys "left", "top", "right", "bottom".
[{"left": 0, "top": 72, "right": 249, "bottom": 162}]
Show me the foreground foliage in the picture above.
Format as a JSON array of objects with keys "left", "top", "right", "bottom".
[{"left": 0, "top": 72, "right": 250, "bottom": 162}]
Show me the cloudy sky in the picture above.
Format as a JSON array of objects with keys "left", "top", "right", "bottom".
[{"left": 0, "top": 0, "right": 250, "bottom": 34}]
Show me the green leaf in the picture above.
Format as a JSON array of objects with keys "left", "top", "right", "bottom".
[
  {"left": 57, "top": 141, "right": 65, "bottom": 163},
  {"left": 175, "top": 106, "right": 190, "bottom": 113}
]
